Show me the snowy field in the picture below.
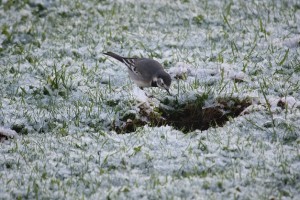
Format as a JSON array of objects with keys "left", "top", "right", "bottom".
[{"left": 1, "top": 0, "right": 300, "bottom": 199}]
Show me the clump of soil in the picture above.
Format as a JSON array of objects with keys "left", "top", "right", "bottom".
[
  {"left": 112, "top": 95, "right": 252, "bottom": 133},
  {"left": 159, "top": 97, "right": 251, "bottom": 133}
]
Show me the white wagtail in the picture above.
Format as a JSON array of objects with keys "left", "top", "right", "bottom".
[{"left": 103, "top": 52, "right": 172, "bottom": 95}]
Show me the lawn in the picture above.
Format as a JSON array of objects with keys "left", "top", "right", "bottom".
[{"left": 1, "top": 0, "right": 300, "bottom": 199}]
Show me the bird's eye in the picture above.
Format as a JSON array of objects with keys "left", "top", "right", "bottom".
[{"left": 157, "top": 78, "right": 164, "bottom": 86}]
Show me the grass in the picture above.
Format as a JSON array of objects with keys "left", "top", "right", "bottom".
[{"left": 1, "top": 0, "right": 300, "bottom": 199}]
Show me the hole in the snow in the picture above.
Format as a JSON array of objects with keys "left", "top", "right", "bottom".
[
  {"left": 158, "top": 96, "right": 251, "bottom": 133},
  {"left": 111, "top": 95, "right": 252, "bottom": 134}
]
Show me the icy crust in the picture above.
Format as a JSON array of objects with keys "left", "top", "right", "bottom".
[{"left": 1, "top": 0, "right": 300, "bottom": 199}]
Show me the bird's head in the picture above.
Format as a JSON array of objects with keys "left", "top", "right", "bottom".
[{"left": 153, "top": 71, "right": 172, "bottom": 95}]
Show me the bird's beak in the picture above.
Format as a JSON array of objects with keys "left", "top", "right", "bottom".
[{"left": 165, "top": 88, "right": 172, "bottom": 95}]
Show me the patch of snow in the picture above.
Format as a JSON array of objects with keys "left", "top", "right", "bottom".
[
  {"left": 280, "top": 96, "right": 297, "bottom": 108},
  {"left": 283, "top": 36, "right": 300, "bottom": 48},
  {"left": 132, "top": 87, "right": 148, "bottom": 103},
  {"left": 169, "top": 62, "right": 192, "bottom": 79},
  {"left": 0, "top": 127, "right": 18, "bottom": 139}
]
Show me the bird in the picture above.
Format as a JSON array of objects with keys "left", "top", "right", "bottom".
[{"left": 103, "top": 52, "right": 172, "bottom": 95}]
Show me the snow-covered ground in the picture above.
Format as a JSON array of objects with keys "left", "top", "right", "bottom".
[{"left": 1, "top": 0, "right": 300, "bottom": 199}]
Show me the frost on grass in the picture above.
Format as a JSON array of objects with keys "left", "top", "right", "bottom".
[{"left": 1, "top": 0, "right": 300, "bottom": 199}]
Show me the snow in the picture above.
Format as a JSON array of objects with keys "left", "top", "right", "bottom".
[
  {"left": 0, "top": 127, "right": 19, "bottom": 142},
  {"left": 169, "top": 62, "right": 192, "bottom": 79},
  {"left": 132, "top": 87, "right": 148, "bottom": 103},
  {"left": 1, "top": 0, "right": 300, "bottom": 199},
  {"left": 283, "top": 36, "right": 300, "bottom": 48},
  {"left": 280, "top": 96, "right": 298, "bottom": 108}
]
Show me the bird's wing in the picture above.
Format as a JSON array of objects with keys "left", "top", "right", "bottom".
[
  {"left": 103, "top": 52, "right": 141, "bottom": 76},
  {"left": 122, "top": 58, "right": 141, "bottom": 76}
]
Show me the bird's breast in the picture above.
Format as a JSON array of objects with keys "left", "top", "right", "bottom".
[{"left": 132, "top": 79, "right": 152, "bottom": 87}]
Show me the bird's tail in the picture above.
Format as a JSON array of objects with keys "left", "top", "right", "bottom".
[
  {"left": 103, "top": 52, "right": 125, "bottom": 63},
  {"left": 103, "top": 52, "right": 137, "bottom": 69}
]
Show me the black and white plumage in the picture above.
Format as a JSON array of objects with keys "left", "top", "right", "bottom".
[{"left": 103, "top": 52, "right": 172, "bottom": 94}]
